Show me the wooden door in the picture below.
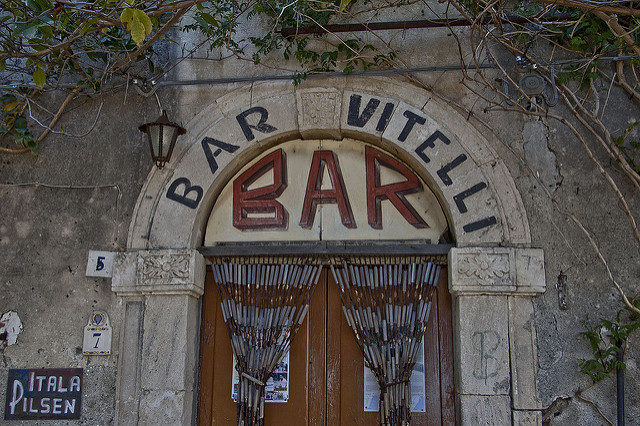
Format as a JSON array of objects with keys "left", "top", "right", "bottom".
[{"left": 197, "top": 266, "right": 455, "bottom": 425}]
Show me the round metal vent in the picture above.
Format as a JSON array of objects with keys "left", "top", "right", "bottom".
[{"left": 519, "top": 73, "right": 546, "bottom": 95}]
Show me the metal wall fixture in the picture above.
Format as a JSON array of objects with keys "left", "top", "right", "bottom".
[
  {"left": 138, "top": 110, "right": 186, "bottom": 168},
  {"left": 556, "top": 271, "right": 568, "bottom": 310}
]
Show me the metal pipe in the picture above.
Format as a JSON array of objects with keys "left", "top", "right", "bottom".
[
  {"left": 617, "top": 340, "right": 625, "bottom": 426},
  {"left": 152, "top": 64, "right": 495, "bottom": 88},
  {"left": 280, "top": 15, "right": 579, "bottom": 37},
  {"left": 142, "top": 54, "right": 632, "bottom": 94}
]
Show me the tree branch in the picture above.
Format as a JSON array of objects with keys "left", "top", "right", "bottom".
[
  {"left": 34, "top": 87, "right": 81, "bottom": 144},
  {"left": 595, "top": 12, "right": 640, "bottom": 58},
  {"left": 537, "top": 0, "right": 640, "bottom": 18}
]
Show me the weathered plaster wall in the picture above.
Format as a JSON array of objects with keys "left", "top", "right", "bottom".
[
  {"left": 448, "top": 89, "right": 640, "bottom": 424},
  {"left": 0, "top": 92, "right": 155, "bottom": 424},
  {"left": 442, "top": 79, "right": 640, "bottom": 423},
  {"left": 1, "top": 4, "right": 639, "bottom": 424}
]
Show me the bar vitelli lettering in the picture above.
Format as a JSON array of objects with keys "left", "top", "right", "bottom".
[{"left": 165, "top": 93, "right": 497, "bottom": 234}]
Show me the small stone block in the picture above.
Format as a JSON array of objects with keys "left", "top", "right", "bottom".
[
  {"left": 459, "top": 394, "right": 511, "bottom": 425},
  {"left": 515, "top": 248, "right": 546, "bottom": 294},
  {"left": 111, "top": 251, "right": 138, "bottom": 294},
  {"left": 296, "top": 88, "right": 342, "bottom": 139},
  {"left": 513, "top": 410, "right": 542, "bottom": 426}
]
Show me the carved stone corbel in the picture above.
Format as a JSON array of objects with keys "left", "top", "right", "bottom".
[
  {"left": 450, "top": 247, "right": 545, "bottom": 295},
  {"left": 112, "top": 249, "right": 205, "bottom": 298}
]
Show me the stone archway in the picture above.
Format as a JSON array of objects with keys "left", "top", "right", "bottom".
[{"left": 111, "top": 77, "right": 545, "bottom": 425}]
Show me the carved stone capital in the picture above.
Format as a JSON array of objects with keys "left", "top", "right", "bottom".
[
  {"left": 449, "top": 247, "right": 545, "bottom": 295},
  {"left": 112, "top": 249, "right": 205, "bottom": 297}
]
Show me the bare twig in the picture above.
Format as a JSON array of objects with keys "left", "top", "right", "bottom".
[
  {"left": 0, "top": 146, "right": 29, "bottom": 154},
  {"left": 34, "top": 87, "right": 81, "bottom": 144},
  {"left": 537, "top": 0, "right": 640, "bottom": 18},
  {"left": 575, "top": 388, "right": 614, "bottom": 426},
  {"left": 615, "top": 60, "right": 640, "bottom": 102}
]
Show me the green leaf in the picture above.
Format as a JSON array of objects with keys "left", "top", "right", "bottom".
[
  {"left": 570, "top": 37, "right": 587, "bottom": 50},
  {"left": 339, "top": 0, "right": 352, "bottom": 12},
  {"left": 25, "top": 137, "right": 38, "bottom": 153},
  {"left": 14, "top": 116, "right": 27, "bottom": 130},
  {"left": 38, "top": 24, "right": 53, "bottom": 38},
  {"left": 200, "top": 13, "right": 217, "bottom": 27},
  {"left": 80, "top": 18, "right": 98, "bottom": 36},
  {"left": 129, "top": 17, "right": 145, "bottom": 46},
  {"left": 13, "top": 22, "right": 39, "bottom": 38},
  {"left": 133, "top": 9, "right": 153, "bottom": 36},
  {"left": 120, "top": 8, "right": 134, "bottom": 25},
  {"left": 33, "top": 68, "right": 46, "bottom": 88},
  {"left": 4, "top": 100, "right": 19, "bottom": 112}
]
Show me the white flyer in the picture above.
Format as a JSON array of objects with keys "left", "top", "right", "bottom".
[
  {"left": 364, "top": 342, "right": 426, "bottom": 412},
  {"left": 232, "top": 352, "right": 290, "bottom": 403}
]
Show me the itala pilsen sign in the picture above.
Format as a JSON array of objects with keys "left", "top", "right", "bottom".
[{"left": 5, "top": 368, "right": 82, "bottom": 420}]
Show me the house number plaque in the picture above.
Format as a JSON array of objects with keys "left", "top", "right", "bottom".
[{"left": 82, "top": 311, "right": 111, "bottom": 355}]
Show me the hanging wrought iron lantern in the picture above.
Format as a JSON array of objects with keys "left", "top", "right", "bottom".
[{"left": 138, "top": 110, "right": 186, "bottom": 168}]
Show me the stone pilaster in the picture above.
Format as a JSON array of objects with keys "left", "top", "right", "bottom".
[
  {"left": 112, "top": 249, "right": 205, "bottom": 425},
  {"left": 450, "top": 247, "right": 545, "bottom": 425}
]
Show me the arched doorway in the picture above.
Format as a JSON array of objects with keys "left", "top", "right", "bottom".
[
  {"left": 111, "top": 77, "right": 545, "bottom": 425},
  {"left": 196, "top": 139, "right": 455, "bottom": 424}
]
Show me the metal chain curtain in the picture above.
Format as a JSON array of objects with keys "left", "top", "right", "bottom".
[
  {"left": 211, "top": 263, "right": 322, "bottom": 425},
  {"left": 330, "top": 262, "right": 441, "bottom": 426}
]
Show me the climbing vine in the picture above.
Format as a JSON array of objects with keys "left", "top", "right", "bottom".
[{"left": 580, "top": 298, "right": 640, "bottom": 384}]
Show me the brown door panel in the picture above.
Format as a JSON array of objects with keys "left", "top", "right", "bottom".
[
  {"left": 199, "top": 271, "right": 325, "bottom": 425},
  {"left": 198, "top": 265, "right": 454, "bottom": 426}
]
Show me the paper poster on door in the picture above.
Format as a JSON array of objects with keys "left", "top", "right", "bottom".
[
  {"left": 364, "top": 343, "right": 426, "bottom": 412},
  {"left": 232, "top": 352, "right": 289, "bottom": 403}
]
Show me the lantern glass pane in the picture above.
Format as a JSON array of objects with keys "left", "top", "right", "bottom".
[
  {"left": 161, "top": 126, "right": 177, "bottom": 157},
  {"left": 149, "top": 125, "right": 161, "bottom": 157}
]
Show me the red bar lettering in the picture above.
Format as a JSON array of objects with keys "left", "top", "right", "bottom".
[
  {"left": 300, "top": 150, "right": 356, "bottom": 229},
  {"left": 365, "top": 145, "right": 428, "bottom": 229},
  {"left": 233, "top": 149, "right": 288, "bottom": 230}
]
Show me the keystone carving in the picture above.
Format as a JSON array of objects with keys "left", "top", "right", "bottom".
[
  {"left": 297, "top": 89, "right": 341, "bottom": 138},
  {"left": 300, "top": 92, "right": 339, "bottom": 126}
]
